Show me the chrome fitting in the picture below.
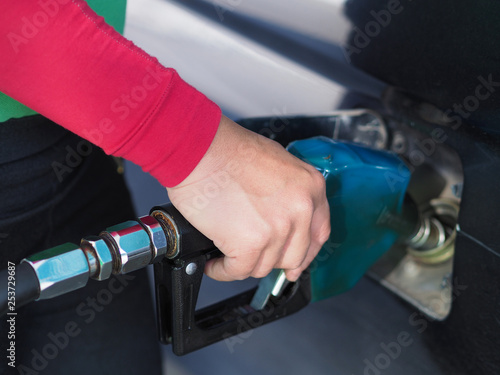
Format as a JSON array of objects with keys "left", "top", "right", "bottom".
[
  {"left": 138, "top": 215, "right": 168, "bottom": 263},
  {"left": 80, "top": 236, "right": 113, "bottom": 280},
  {"left": 100, "top": 221, "right": 152, "bottom": 274},
  {"left": 22, "top": 243, "right": 90, "bottom": 300}
]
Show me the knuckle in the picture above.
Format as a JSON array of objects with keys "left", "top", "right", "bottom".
[
  {"left": 240, "top": 227, "right": 271, "bottom": 251},
  {"left": 296, "top": 196, "right": 314, "bottom": 214},
  {"left": 289, "top": 260, "right": 304, "bottom": 270},
  {"left": 318, "top": 224, "right": 332, "bottom": 245},
  {"left": 252, "top": 267, "right": 273, "bottom": 279},
  {"left": 250, "top": 231, "right": 270, "bottom": 250},
  {"left": 310, "top": 166, "right": 325, "bottom": 184},
  {"left": 309, "top": 169, "right": 327, "bottom": 195},
  {"left": 240, "top": 258, "right": 257, "bottom": 275},
  {"left": 273, "top": 216, "right": 292, "bottom": 237},
  {"left": 285, "top": 254, "right": 306, "bottom": 271}
]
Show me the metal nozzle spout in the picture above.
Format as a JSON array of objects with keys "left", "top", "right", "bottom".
[{"left": 406, "top": 198, "right": 459, "bottom": 264}]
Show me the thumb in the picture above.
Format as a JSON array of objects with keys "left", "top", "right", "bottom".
[
  {"left": 204, "top": 257, "right": 233, "bottom": 281},
  {"left": 204, "top": 253, "right": 256, "bottom": 282}
]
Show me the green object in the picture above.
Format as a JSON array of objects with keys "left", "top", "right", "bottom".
[
  {"left": 287, "top": 137, "right": 414, "bottom": 302},
  {"left": 0, "top": 0, "right": 128, "bottom": 122},
  {"left": 86, "top": 0, "right": 128, "bottom": 34}
]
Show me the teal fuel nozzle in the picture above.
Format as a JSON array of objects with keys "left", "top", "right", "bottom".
[{"left": 287, "top": 136, "right": 420, "bottom": 302}]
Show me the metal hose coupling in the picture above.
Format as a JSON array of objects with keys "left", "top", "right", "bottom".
[{"left": 21, "top": 215, "right": 169, "bottom": 300}]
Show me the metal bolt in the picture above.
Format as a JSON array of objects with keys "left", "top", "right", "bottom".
[{"left": 186, "top": 262, "right": 197, "bottom": 275}]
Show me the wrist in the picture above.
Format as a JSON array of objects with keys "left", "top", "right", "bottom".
[{"left": 168, "top": 115, "right": 251, "bottom": 190}]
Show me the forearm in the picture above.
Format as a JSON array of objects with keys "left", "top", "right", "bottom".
[{"left": 0, "top": 0, "right": 221, "bottom": 186}]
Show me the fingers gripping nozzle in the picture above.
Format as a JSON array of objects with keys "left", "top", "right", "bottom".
[{"left": 22, "top": 215, "right": 169, "bottom": 300}]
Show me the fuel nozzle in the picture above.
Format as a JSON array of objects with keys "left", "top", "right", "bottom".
[
  {"left": 286, "top": 136, "right": 459, "bottom": 301},
  {"left": 388, "top": 195, "right": 458, "bottom": 264},
  {"left": 405, "top": 198, "right": 459, "bottom": 264}
]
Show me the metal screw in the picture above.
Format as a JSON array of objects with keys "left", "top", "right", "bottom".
[{"left": 186, "top": 262, "right": 197, "bottom": 275}]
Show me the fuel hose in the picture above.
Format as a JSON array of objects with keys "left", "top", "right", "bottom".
[{"left": 0, "top": 262, "right": 39, "bottom": 316}]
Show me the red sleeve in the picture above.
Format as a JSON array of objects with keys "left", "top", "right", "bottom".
[{"left": 0, "top": 0, "right": 221, "bottom": 187}]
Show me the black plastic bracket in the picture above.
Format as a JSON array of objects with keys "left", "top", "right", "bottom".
[{"left": 152, "top": 203, "right": 311, "bottom": 356}]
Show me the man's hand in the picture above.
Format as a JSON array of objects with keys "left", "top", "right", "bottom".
[{"left": 166, "top": 115, "right": 330, "bottom": 282}]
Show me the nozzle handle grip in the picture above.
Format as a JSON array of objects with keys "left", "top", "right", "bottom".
[{"left": 151, "top": 203, "right": 311, "bottom": 355}]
